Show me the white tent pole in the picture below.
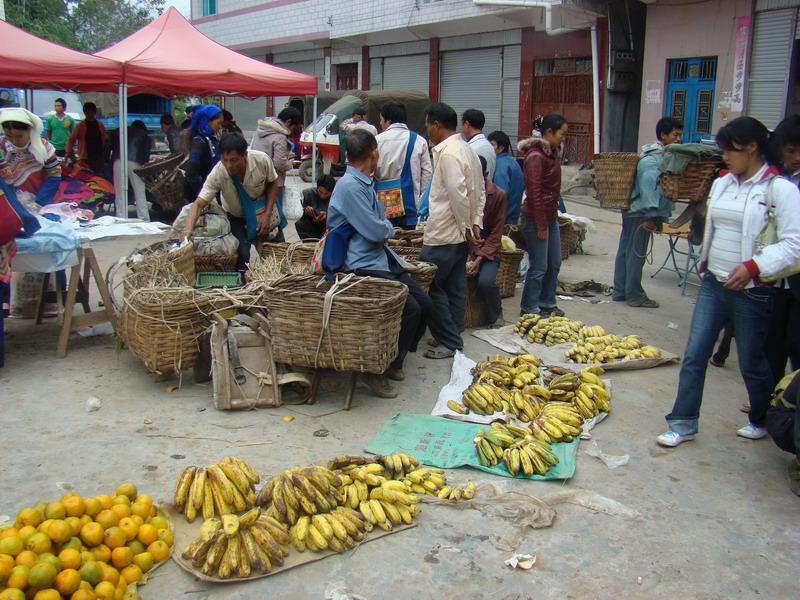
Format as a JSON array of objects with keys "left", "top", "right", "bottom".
[
  {"left": 311, "top": 95, "right": 318, "bottom": 184},
  {"left": 118, "top": 83, "right": 129, "bottom": 219}
]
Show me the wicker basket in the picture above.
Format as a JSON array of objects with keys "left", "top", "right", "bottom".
[
  {"left": 195, "top": 254, "right": 237, "bottom": 273},
  {"left": 559, "top": 217, "right": 580, "bottom": 261},
  {"left": 264, "top": 274, "right": 408, "bottom": 373},
  {"left": 120, "top": 285, "right": 213, "bottom": 373},
  {"left": 129, "top": 241, "right": 195, "bottom": 285},
  {"left": 392, "top": 229, "right": 424, "bottom": 247},
  {"left": 661, "top": 157, "right": 723, "bottom": 203},
  {"left": 405, "top": 261, "right": 437, "bottom": 293},
  {"left": 464, "top": 278, "right": 488, "bottom": 328},
  {"left": 134, "top": 154, "right": 187, "bottom": 214},
  {"left": 593, "top": 152, "right": 639, "bottom": 209},
  {"left": 258, "top": 241, "right": 316, "bottom": 273},
  {"left": 393, "top": 246, "right": 421, "bottom": 261},
  {"left": 498, "top": 248, "right": 524, "bottom": 298}
]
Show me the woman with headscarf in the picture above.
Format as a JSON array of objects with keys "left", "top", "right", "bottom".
[
  {"left": 112, "top": 119, "right": 152, "bottom": 221},
  {"left": 184, "top": 104, "right": 223, "bottom": 204}
]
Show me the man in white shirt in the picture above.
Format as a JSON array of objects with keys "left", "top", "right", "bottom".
[
  {"left": 462, "top": 108, "right": 496, "bottom": 180},
  {"left": 341, "top": 106, "right": 378, "bottom": 136},
  {"left": 181, "top": 133, "right": 279, "bottom": 271},
  {"left": 375, "top": 101, "right": 432, "bottom": 227}
]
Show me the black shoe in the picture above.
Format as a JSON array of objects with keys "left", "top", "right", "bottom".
[
  {"left": 539, "top": 306, "right": 565, "bottom": 318},
  {"left": 709, "top": 355, "right": 726, "bottom": 368}
]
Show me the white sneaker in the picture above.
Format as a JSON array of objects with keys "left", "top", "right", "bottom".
[
  {"left": 736, "top": 423, "right": 767, "bottom": 440},
  {"left": 656, "top": 429, "right": 695, "bottom": 447}
]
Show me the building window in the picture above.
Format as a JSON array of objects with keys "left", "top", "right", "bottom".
[
  {"left": 335, "top": 63, "right": 358, "bottom": 91},
  {"left": 202, "top": 0, "right": 216, "bottom": 16}
]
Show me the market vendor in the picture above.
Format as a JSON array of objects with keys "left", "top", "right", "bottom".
[
  {"left": 468, "top": 155, "right": 507, "bottom": 327},
  {"left": 180, "top": 132, "right": 279, "bottom": 271},
  {"left": 327, "top": 129, "right": 433, "bottom": 398},
  {"left": 294, "top": 174, "right": 335, "bottom": 241}
]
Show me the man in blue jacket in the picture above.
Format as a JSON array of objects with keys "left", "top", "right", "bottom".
[
  {"left": 488, "top": 130, "right": 524, "bottom": 225},
  {"left": 612, "top": 117, "right": 683, "bottom": 308}
]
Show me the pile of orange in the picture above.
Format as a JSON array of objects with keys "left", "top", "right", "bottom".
[{"left": 0, "top": 483, "right": 172, "bottom": 600}]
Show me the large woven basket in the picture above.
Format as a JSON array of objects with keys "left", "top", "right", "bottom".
[
  {"left": 391, "top": 229, "right": 424, "bottom": 248},
  {"left": 559, "top": 217, "right": 580, "bottom": 261},
  {"left": 264, "top": 274, "right": 408, "bottom": 373},
  {"left": 405, "top": 261, "right": 437, "bottom": 293},
  {"left": 393, "top": 246, "right": 421, "bottom": 261},
  {"left": 498, "top": 248, "right": 524, "bottom": 298},
  {"left": 593, "top": 152, "right": 639, "bottom": 209},
  {"left": 195, "top": 254, "right": 237, "bottom": 273},
  {"left": 134, "top": 153, "right": 185, "bottom": 186},
  {"left": 464, "top": 278, "right": 488, "bottom": 328},
  {"left": 134, "top": 154, "right": 187, "bottom": 213},
  {"left": 120, "top": 285, "right": 212, "bottom": 373},
  {"left": 129, "top": 241, "right": 195, "bottom": 285},
  {"left": 258, "top": 241, "right": 315, "bottom": 273},
  {"left": 661, "top": 157, "right": 723, "bottom": 203}
]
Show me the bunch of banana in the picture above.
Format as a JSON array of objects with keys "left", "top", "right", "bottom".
[
  {"left": 289, "top": 507, "right": 369, "bottom": 553},
  {"left": 181, "top": 507, "right": 290, "bottom": 578},
  {"left": 546, "top": 371, "right": 581, "bottom": 403},
  {"left": 473, "top": 354, "right": 515, "bottom": 375},
  {"left": 436, "top": 481, "right": 477, "bottom": 501},
  {"left": 528, "top": 401, "right": 584, "bottom": 443},
  {"left": 335, "top": 463, "right": 385, "bottom": 509},
  {"left": 514, "top": 312, "right": 541, "bottom": 337},
  {"left": 579, "top": 325, "right": 607, "bottom": 339},
  {"left": 473, "top": 426, "right": 518, "bottom": 466},
  {"left": 255, "top": 466, "right": 342, "bottom": 525},
  {"left": 566, "top": 332, "right": 663, "bottom": 364},
  {"left": 506, "top": 388, "right": 546, "bottom": 422},
  {"left": 447, "top": 399, "right": 469, "bottom": 414},
  {"left": 517, "top": 315, "right": 584, "bottom": 345},
  {"left": 502, "top": 438, "right": 559, "bottom": 476},
  {"left": 173, "top": 457, "right": 259, "bottom": 523},
  {"left": 326, "top": 455, "right": 372, "bottom": 471},
  {"left": 403, "top": 467, "right": 448, "bottom": 496},
  {"left": 462, "top": 381, "right": 508, "bottom": 415},
  {"left": 378, "top": 452, "right": 420, "bottom": 479},
  {"left": 573, "top": 368, "right": 611, "bottom": 417},
  {"left": 362, "top": 480, "right": 421, "bottom": 530}
]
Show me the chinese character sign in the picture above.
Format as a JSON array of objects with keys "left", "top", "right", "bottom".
[{"left": 731, "top": 15, "right": 751, "bottom": 112}]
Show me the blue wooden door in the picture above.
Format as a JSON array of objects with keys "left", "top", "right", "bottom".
[{"left": 665, "top": 58, "right": 717, "bottom": 142}]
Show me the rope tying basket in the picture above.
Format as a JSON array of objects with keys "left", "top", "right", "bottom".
[
  {"left": 593, "top": 152, "right": 640, "bottom": 209},
  {"left": 405, "top": 260, "right": 437, "bottom": 293},
  {"left": 264, "top": 274, "right": 408, "bottom": 373},
  {"left": 661, "top": 157, "right": 723, "bottom": 203},
  {"left": 498, "top": 248, "right": 525, "bottom": 298},
  {"left": 258, "top": 241, "right": 316, "bottom": 273},
  {"left": 134, "top": 153, "right": 187, "bottom": 214}
]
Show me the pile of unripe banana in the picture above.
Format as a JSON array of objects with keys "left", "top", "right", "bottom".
[
  {"left": 565, "top": 330, "right": 663, "bottom": 364},
  {"left": 473, "top": 423, "right": 560, "bottom": 476},
  {"left": 181, "top": 507, "right": 290, "bottom": 578},
  {"left": 515, "top": 313, "right": 585, "bottom": 346},
  {"left": 174, "top": 457, "right": 259, "bottom": 522}
]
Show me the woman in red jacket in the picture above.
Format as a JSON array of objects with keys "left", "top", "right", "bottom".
[{"left": 518, "top": 113, "right": 568, "bottom": 316}]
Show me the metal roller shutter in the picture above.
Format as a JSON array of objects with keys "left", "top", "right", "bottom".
[
  {"left": 747, "top": 8, "right": 796, "bottom": 129},
  {"left": 441, "top": 47, "right": 503, "bottom": 133},
  {"left": 501, "top": 45, "right": 521, "bottom": 143},
  {"left": 382, "top": 54, "right": 430, "bottom": 93},
  {"left": 370, "top": 58, "right": 383, "bottom": 90}
]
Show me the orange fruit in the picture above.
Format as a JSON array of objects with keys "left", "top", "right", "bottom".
[
  {"left": 62, "top": 495, "right": 86, "bottom": 519},
  {"left": 119, "top": 564, "right": 141, "bottom": 585},
  {"left": 131, "top": 552, "right": 153, "bottom": 574},
  {"left": 15, "top": 551, "right": 37, "bottom": 568},
  {"left": 0, "top": 528, "right": 19, "bottom": 539},
  {"left": 28, "top": 562, "right": 57, "bottom": 588},
  {"left": 15, "top": 508, "right": 43, "bottom": 529},
  {"left": 111, "top": 496, "right": 129, "bottom": 508},
  {"left": 60, "top": 536, "right": 83, "bottom": 552},
  {"left": 36, "top": 553, "right": 60, "bottom": 571},
  {"left": 33, "top": 590, "right": 61, "bottom": 600},
  {"left": 46, "top": 520, "right": 71, "bottom": 545},
  {"left": 135, "top": 525, "right": 157, "bottom": 547},
  {"left": 70, "top": 590, "right": 96, "bottom": 600},
  {"left": 80, "top": 550, "right": 94, "bottom": 566},
  {"left": 94, "top": 511, "right": 117, "bottom": 531},
  {"left": 114, "top": 484, "right": 137, "bottom": 502},
  {"left": 91, "top": 545, "right": 111, "bottom": 564},
  {"left": 134, "top": 493, "right": 152, "bottom": 507},
  {"left": 117, "top": 519, "right": 138, "bottom": 543},
  {"left": 157, "top": 529, "right": 173, "bottom": 548},
  {"left": 100, "top": 564, "right": 119, "bottom": 586},
  {"left": 0, "top": 552, "right": 15, "bottom": 581},
  {"left": 55, "top": 568, "right": 82, "bottom": 596},
  {"left": 78, "top": 516, "right": 92, "bottom": 530},
  {"left": 0, "top": 536, "right": 23, "bottom": 557},
  {"left": 146, "top": 540, "right": 169, "bottom": 563},
  {"left": 94, "top": 581, "right": 116, "bottom": 600},
  {"left": 37, "top": 520, "right": 53, "bottom": 536},
  {"left": 15, "top": 528, "right": 36, "bottom": 546},
  {"left": 126, "top": 540, "right": 145, "bottom": 556},
  {"left": 80, "top": 523, "right": 104, "bottom": 548},
  {"left": 64, "top": 517, "right": 83, "bottom": 537},
  {"left": 83, "top": 499, "right": 101, "bottom": 519},
  {"left": 102, "top": 528, "right": 125, "bottom": 551},
  {"left": 128, "top": 503, "right": 151, "bottom": 521},
  {"left": 0, "top": 588, "right": 25, "bottom": 600},
  {"left": 109, "top": 547, "right": 132, "bottom": 570},
  {"left": 109, "top": 505, "right": 131, "bottom": 522},
  {"left": 95, "top": 496, "right": 113, "bottom": 511},
  {"left": 129, "top": 515, "right": 143, "bottom": 528},
  {"left": 44, "top": 503, "right": 66, "bottom": 521},
  {"left": 147, "top": 516, "right": 167, "bottom": 531},
  {"left": 78, "top": 562, "right": 102, "bottom": 586},
  {"left": 7, "top": 564, "right": 30, "bottom": 589},
  {"left": 25, "top": 532, "right": 51, "bottom": 554},
  {"left": 59, "top": 548, "right": 82, "bottom": 570}
]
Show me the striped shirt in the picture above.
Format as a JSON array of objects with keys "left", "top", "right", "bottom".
[{"left": 707, "top": 182, "right": 747, "bottom": 280}]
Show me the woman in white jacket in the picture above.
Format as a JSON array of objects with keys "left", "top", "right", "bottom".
[{"left": 658, "top": 117, "right": 800, "bottom": 447}]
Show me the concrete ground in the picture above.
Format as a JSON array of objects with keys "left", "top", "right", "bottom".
[{"left": 2, "top": 188, "right": 799, "bottom": 599}]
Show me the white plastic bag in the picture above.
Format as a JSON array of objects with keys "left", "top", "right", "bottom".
[{"left": 282, "top": 185, "right": 303, "bottom": 220}]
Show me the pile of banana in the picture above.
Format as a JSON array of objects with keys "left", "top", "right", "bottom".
[
  {"left": 452, "top": 354, "right": 543, "bottom": 416},
  {"left": 529, "top": 402, "right": 583, "bottom": 443},
  {"left": 473, "top": 422, "right": 532, "bottom": 467},
  {"left": 503, "top": 438, "right": 560, "bottom": 476},
  {"left": 362, "top": 480, "right": 421, "bottom": 530},
  {"left": 545, "top": 367, "right": 611, "bottom": 419},
  {"left": 565, "top": 331, "right": 663, "bottom": 364},
  {"left": 336, "top": 463, "right": 386, "bottom": 509},
  {"left": 174, "top": 457, "right": 259, "bottom": 522},
  {"left": 181, "top": 507, "right": 290, "bottom": 578},
  {"left": 403, "top": 467, "right": 447, "bottom": 495},
  {"left": 435, "top": 481, "right": 477, "bottom": 502},
  {"left": 255, "top": 466, "right": 342, "bottom": 525},
  {"left": 505, "top": 386, "right": 551, "bottom": 422},
  {"left": 515, "top": 314, "right": 584, "bottom": 346},
  {"left": 459, "top": 381, "right": 509, "bottom": 415},
  {"left": 378, "top": 452, "right": 421, "bottom": 479},
  {"left": 289, "top": 507, "right": 371, "bottom": 553}
]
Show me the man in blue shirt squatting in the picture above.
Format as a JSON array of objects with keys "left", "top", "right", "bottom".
[{"left": 327, "top": 129, "right": 434, "bottom": 398}]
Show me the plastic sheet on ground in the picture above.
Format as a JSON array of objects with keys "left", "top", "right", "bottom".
[
  {"left": 472, "top": 325, "right": 680, "bottom": 371},
  {"left": 364, "top": 412, "right": 578, "bottom": 480}
]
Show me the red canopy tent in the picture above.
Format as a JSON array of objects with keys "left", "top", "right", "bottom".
[
  {"left": 95, "top": 7, "right": 317, "bottom": 97},
  {"left": 0, "top": 19, "right": 121, "bottom": 91}
]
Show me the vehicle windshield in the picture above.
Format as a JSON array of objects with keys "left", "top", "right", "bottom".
[{"left": 308, "top": 113, "right": 336, "bottom": 133}]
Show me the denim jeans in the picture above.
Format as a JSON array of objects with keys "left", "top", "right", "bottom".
[
  {"left": 476, "top": 258, "right": 502, "bottom": 324},
  {"left": 520, "top": 216, "right": 561, "bottom": 313},
  {"left": 666, "top": 274, "right": 776, "bottom": 435},
  {"left": 420, "top": 243, "right": 468, "bottom": 351},
  {"left": 765, "top": 288, "right": 800, "bottom": 382},
  {"left": 612, "top": 214, "right": 653, "bottom": 304}
]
